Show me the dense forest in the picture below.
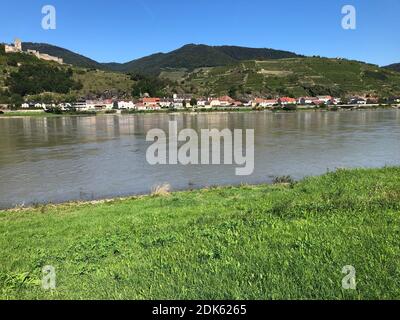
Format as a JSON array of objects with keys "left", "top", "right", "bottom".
[{"left": 6, "top": 64, "right": 82, "bottom": 96}]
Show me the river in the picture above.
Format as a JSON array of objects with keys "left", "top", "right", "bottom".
[{"left": 0, "top": 109, "right": 399, "bottom": 209}]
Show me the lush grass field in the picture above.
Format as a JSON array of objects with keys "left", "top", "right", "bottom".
[{"left": 0, "top": 167, "right": 399, "bottom": 300}]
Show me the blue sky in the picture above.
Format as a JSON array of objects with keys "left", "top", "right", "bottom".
[{"left": 0, "top": 0, "right": 399, "bottom": 65}]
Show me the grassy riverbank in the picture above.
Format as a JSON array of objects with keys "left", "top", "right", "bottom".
[
  {"left": 0, "top": 111, "right": 97, "bottom": 117},
  {"left": 1, "top": 167, "right": 399, "bottom": 300}
]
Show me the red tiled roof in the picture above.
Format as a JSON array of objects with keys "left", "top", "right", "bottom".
[
  {"left": 219, "top": 96, "right": 234, "bottom": 102},
  {"left": 280, "top": 97, "right": 297, "bottom": 102},
  {"left": 142, "top": 98, "right": 160, "bottom": 103}
]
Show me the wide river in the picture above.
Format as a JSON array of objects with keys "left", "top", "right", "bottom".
[{"left": 0, "top": 109, "right": 399, "bottom": 209}]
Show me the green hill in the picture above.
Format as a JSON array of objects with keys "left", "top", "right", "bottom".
[
  {"left": 172, "top": 57, "right": 400, "bottom": 98},
  {"left": 0, "top": 46, "right": 134, "bottom": 104},
  {"left": 384, "top": 63, "right": 400, "bottom": 73},
  {"left": 1, "top": 42, "right": 400, "bottom": 102},
  {"left": 22, "top": 42, "right": 104, "bottom": 70},
  {"left": 105, "top": 44, "right": 301, "bottom": 75},
  {"left": 19, "top": 43, "right": 301, "bottom": 75}
]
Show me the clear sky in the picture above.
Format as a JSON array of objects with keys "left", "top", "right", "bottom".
[{"left": 0, "top": 0, "right": 399, "bottom": 66}]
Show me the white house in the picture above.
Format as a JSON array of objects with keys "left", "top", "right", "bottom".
[
  {"left": 196, "top": 99, "right": 208, "bottom": 106},
  {"left": 58, "top": 103, "right": 72, "bottom": 111},
  {"left": 159, "top": 99, "right": 173, "bottom": 108},
  {"left": 135, "top": 103, "right": 147, "bottom": 111},
  {"left": 173, "top": 101, "right": 184, "bottom": 109},
  {"left": 86, "top": 100, "right": 114, "bottom": 110},
  {"left": 298, "top": 97, "right": 319, "bottom": 105},
  {"left": 73, "top": 102, "right": 88, "bottom": 110},
  {"left": 34, "top": 103, "right": 46, "bottom": 109},
  {"left": 118, "top": 101, "right": 135, "bottom": 110},
  {"left": 173, "top": 94, "right": 192, "bottom": 103},
  {"left": 253, "top": 98, "right": 277, "bottom": 107},
  {"left": 209, "top": 99, "right": 221, "bottom": 107},
  {"left": 196, "top": 100, "right": 212, "bottom": 108},
  {"left": 317, "top": 96, "right": 333, "bottom": 103}
]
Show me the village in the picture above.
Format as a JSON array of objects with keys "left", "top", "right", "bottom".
[
  {"left": 1, "top": 39, "right": 400, "bottom": 114},
  {"left": 12, "top": 94, "right": 400, "bottom": 113}
]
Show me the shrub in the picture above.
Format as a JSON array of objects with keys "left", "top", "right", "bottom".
[
  {"left": 282, "top": 104, "right": 297, "bottom": 111},
  {"left": 273, "top": 176, "right": 295, "bottom": 185},
  {"left": 151, "top": 183, "right": 171, "bottom": 197}
]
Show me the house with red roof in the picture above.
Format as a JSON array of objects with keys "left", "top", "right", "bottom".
[
  {"left": 253, "top": 98, "right": 278, "bottom": 107},
  {"left": 278, "top": 97, "right": 297, "bottom": 105},
  {"left": 210, "top": 96, "right": 235, "bottom": 107},
  {"left": 142, "top": 97, "right": 160, "bottom": 107}
]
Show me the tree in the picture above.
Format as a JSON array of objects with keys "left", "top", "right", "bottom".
[
  {"left": 228, "top": 86, "right": 237, "bottom": 99},
  {"left": 9, "top": 94, "right": 23, "bottom": 108},
  {"left": 190, "top": 98, "right": 198, "bottom": 107},
  {"left": 340, "top": 96, "right": 349, "bottom": 105},
  {"left": 131, "top": 76, "right": 168, "bottom": 98}
]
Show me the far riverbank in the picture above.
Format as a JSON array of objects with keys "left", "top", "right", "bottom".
[{"left": 0, "top": 104, "right": 399, "bottom": 118}]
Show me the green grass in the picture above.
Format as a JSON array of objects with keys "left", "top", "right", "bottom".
[
  {"left": 1, "top": 167, "right": 399, "bottom": 300},
  {"left": 0, "top": 111, "right": 97, "bottom": 117},
  {"left": 0, "top": 111, "right": 58, "bottom": 117}
]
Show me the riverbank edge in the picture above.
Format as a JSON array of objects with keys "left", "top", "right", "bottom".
[
  {"left": 0, "top": 181, "right": 287, "bottom": 213},
  {"left": 0, "top": 166, "right": 396, "bottom": 214},
  {"left": 1, "top": 105, "right": 399, "bottom": 118}
]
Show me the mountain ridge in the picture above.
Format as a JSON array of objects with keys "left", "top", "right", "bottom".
[
  {"left": 21, "top": 42, "right": 302, "bottom": 74},
  {"left": 384, "top": 63, "right": 400, "bottom": 72},
  {"left": 22, "top": 42, "right": 105, "bottom": 70},
  {"left": 14, "top": 41, "right": 399, "bottom": 76}
]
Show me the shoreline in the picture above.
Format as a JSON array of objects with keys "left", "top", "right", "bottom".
[
  {"left": 0, "top": 105, "right": 398, "bottom": 118},
  {"left": 0, "top": 165, "right": 394, "bottom": 213},
  {"left": 0, "top": 179, "right": 287, "bottom": 213}
]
